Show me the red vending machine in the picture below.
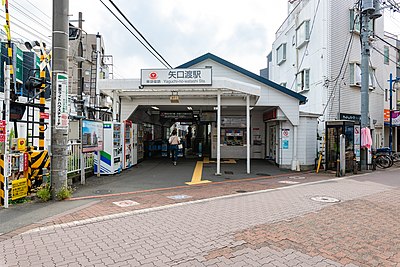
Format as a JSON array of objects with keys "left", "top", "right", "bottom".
[{"left": 122, "top": 120, "right": 133, "bottom": 169}]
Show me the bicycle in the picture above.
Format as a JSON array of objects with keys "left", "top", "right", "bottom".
[{"left": 374, "top": 148, "right": 400, "bottom": 168}]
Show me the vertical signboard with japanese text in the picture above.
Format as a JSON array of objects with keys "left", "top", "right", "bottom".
[{"left": 55, "top": 73, "right": 69, "bottom": 129}]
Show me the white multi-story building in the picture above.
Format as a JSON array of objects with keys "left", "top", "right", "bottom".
[{"left": 264, "top": 0, "right": 399, "bottom": 152}]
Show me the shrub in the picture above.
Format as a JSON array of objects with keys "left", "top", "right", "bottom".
[
  {"left": 36, "top": 183, "right": 51, "bottom": 202},
  {"left": 56, "top": 185, "right": 74, "bottom": 200}
]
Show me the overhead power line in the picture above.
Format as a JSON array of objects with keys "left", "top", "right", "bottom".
[{"left": 99, "top": 0, "right": 172, "bottom": 69}]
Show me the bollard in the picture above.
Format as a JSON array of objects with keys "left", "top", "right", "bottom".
[
  {"left": 372, "top": 155, "right": 376, "bottom": 171},
  {"left": 336, "top": 159, "right": 341, "bottom": 177},
  {"left": 353, "top": 158, "right": 358, "bottom": 174}
]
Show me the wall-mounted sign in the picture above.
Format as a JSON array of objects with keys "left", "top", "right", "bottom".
[
  {"left": 55, "top": 73, "right": 69, "bottom": 129},
  {"left": 263, "top": 108, "right": 277, "bottom": 121},
  {"left": 282, "top": 128, "right": 290, "bottom": 149},
  {"left": 160, "top": 112, "right": 193, "bottom": 120},
  {"left": 340, "top": 113, "right": 361, "bottom": 121},
  {"left": 221, "top": 117, "right": 246, "bottom": 128},
  {"left": 141, "top": 68, "right": 212, "bottom": 86},
  {"left": 11, "top": 178, "right": 28, "bottom": 200},
  {"left": 384, "top": 109, "right": 400, "bottom": 126}
]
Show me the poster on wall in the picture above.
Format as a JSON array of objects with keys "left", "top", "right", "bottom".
[
  {"left": 354, "top": 125, "right": 361, "bottom": 161},
  {"left": 82, "top": 120, "right": 104, "bottom": 152},
  {"left": 282, "top": 129, "right": 290, "bottom": 149}
]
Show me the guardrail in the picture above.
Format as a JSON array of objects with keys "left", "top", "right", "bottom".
[{"left": 67, "top": 141, "right": 94, "bottom": 174}]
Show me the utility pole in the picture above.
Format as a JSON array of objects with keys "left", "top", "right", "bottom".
[
  {"left": 51, "top": 0, "right": 69, "bottom": 196},
  {"left": 77, "top": 12, "right": 86, "bottom": 184},
  {"left": 360, "top": 0, "right": 381, "bottom": 168},
  {"left": 360, "top": 1, "right": 372, "bottom": 130}
]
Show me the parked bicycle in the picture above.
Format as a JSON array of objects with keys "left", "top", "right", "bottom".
[{"left": 373, "top": 148, "right": 400, "bottom": 169}]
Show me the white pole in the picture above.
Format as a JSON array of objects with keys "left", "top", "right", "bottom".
[
  {"left": 95, "top": 34, "right": 101, "bottom": 119},
  {"left": 216, "top": 90, "right": 221, "bottom": 175},
  {"left": 246, "top": 95, "right": 250, "bottom": 174},
  {"left": 112, "top": 90, "right": 118, "bottom": 122},
  {"left": 95, "top": 34, "right": 101, "bottom": 177},
  {"left": 3, "top": 65, "right": 10, "bottom": 208},
  {"left": 291, "top": 125, "right": 299, "bottom": 171}
]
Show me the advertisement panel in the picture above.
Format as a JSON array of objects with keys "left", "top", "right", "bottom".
[
  {"left": 141, "top": 68, "right": 212, "bottom": 86},
  {"left": 82, "top": 120, "right": 104, "bottom": 152}
]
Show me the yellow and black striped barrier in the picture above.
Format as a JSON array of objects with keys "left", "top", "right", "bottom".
[
  {"left": 0, "top": 155, "right": 5, "bottom": 206},
  {"left": 25, "top": 150, "right": 50, "bottom": 192}
]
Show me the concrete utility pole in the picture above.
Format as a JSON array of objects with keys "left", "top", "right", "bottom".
[
  {"left": 360, "top": 7, "right": 370, "bottom": 128},
  {"left": 51, "top": 0, "right": 69, "bottom": 196}
]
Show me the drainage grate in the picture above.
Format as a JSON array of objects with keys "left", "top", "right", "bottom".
[
  {"left": 311, "top": 196, "right": 340, "bottom": 203},
  {"left": 94, "top": 189, "right": 113, "bottom": 195},
  {"left": 224, "top": 171, "right": 234, "bottom": 175},
  {"left": 236, "top": 190, "right": 247, "bottom": 193},
  {"left": 256, "top": 173, "right": 271, "bottom": 176}
]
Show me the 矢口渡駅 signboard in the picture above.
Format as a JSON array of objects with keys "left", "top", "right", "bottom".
[{"left": 141, "top": 68, "right": 212, "bottom": 86}]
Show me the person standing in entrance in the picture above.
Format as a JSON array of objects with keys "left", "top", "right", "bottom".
[{"left": 169, "top": 129, "right": 180, "bottom": 165}]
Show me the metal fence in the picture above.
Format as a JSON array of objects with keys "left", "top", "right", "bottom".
[{"left": 67, "top": 141, "right": 94, "bottom": 174}]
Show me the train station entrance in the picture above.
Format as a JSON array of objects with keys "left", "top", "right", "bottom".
[{"left": 99, "top": 53, "right": 317, "bottom": 179}]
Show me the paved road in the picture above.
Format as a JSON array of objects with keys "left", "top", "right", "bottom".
[{"left": 1, "top": 168, "right": 399, "bottom": 266}]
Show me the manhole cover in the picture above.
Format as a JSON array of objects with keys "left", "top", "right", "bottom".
[
  {"left": 256, "top": 173, "right": 271, "bottom": 176},
  {"left": 94, "top": 189, "right": 113, "bottom": 195},
  {"left": 278, "top": 180, "right": 300, "bottom": 184},
  {"left": 224, "top": 171, "right": 234, "bottom": 175},
  {"left": 236, "top": 190, "right": 247, "bottom": 193},
  {"left": 167, "top": 195, "right": 192, "bottom": 200},
  {"left": 311, "top": 196, "right": 340, "bottom": 203},
  {"left": 288, "top": 176, "right": 306, "bottom": 180},
  {"left": 112, "top": 200, "right": 140, "bottom": 207}
]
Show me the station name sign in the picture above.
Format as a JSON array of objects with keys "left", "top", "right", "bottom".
[{"left": 141, "top": 68, "right": 212, "bottom": 86}]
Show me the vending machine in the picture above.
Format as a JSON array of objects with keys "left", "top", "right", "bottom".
[
  {"left": 122, "top": 120, "right": 133, "bottom": 169},
  {"left": 94, "top": 122, "right": 122, "bottom": 174},
  {"left": 132, "top": 123, "right": 138, "bottom": 165}
]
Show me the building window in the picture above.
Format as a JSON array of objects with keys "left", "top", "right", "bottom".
[
  {"left": 349, "top": 62, "right": 375, "bottom": 88},
  {"left": 385, "top": 89, "right": 388, "bottom": 102},
  {"left": 276, "top": 43, "right": 287, "bottom": 65},
  {"left": 384, "top": 46, "right": 389, "bottom": 65},
  {"left": 349, "top": 9, "right": 374, "bottom": 34},
  {"left": 296, "top": 69, "right": 310, "bottom": 91},
  {"left": 349, "top": 62, "right": 361, "bottom": 85},
  {"left": 296, "top": 20, "right": 310, "bottom": 48}
]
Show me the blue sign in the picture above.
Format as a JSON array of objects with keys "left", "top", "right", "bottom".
[{"left": 282, "top": 140, "right": 289, "bottom": 149}]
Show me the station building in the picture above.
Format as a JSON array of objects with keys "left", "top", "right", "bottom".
[{"left": 99, "top": 53, "right": 318, "bottom": 173}]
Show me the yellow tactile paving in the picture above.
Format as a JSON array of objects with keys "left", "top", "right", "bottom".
[{"left": 186, "top": 161, "right": 211, "bottom": 185}]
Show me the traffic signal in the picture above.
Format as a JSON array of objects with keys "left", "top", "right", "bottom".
[{"left": 24, "top": 77, "right": 46, "bottom": 90}]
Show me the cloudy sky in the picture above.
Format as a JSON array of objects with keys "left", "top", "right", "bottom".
[{"left": 6, "top": 0, "right": 400, "bottom": 79}]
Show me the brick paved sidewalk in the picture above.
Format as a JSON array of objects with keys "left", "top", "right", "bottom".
[
  {"left": 1, "top": 171, "right": 398, "bottom": 266},
  {"left": 0, "top": 170, "right": 334, "bottom": 241}
]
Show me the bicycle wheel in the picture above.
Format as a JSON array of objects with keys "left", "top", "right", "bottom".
[{"left": 375, "top": 155, "right": 392, "bottom": 168}]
